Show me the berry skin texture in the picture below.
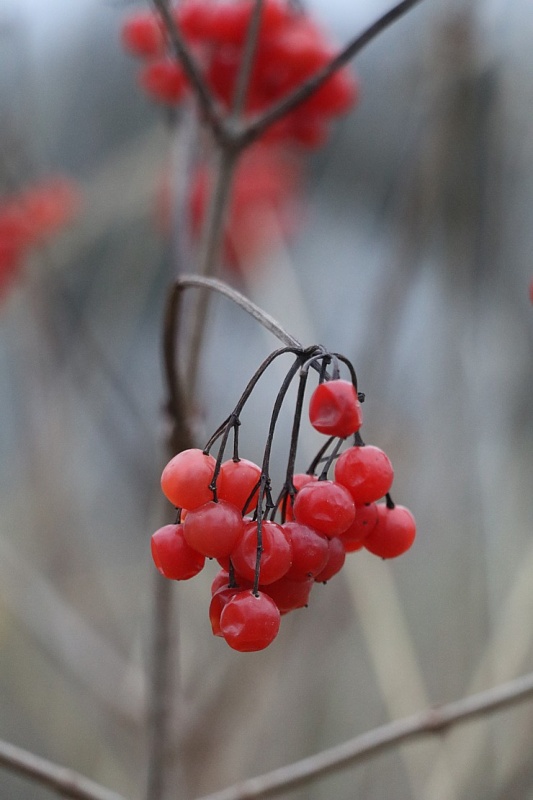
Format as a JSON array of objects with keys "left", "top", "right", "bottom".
[
  {"left": 314, "top": 536, "right": 346, "bottom": 582},
  {"left": 262, "top": 576, "right": 313, "bottom": 614},
  {"left": 282, "top": 522, "right": 329, "bottom": 580},
  {"left": 280, "top": 473, "right": 318, "bottom": 522},
  {"left": 151, "top": 524, "right": 205, "bottom": 580},
  {"left": 293, "top": 480, "right": 355, "bottom": 537},
  {"left": 340, "top": 503, "right": 379, "bottom": 552},
  {"left": 334, "top": 444, "right": 394, "bottom": 505},
  {"left": 220, "top": 590, "right": 281, "bottom": 651},
  {"left": 182, "top": 499, "right": 244, "bottom": 559},
  {"left": 217, "top": 458, "right": 262, "bottom": 513},
  {"left": 161, "top": 448, "right": 216, "bottom": 510},
  {"left": 231, "top": 520, "right": 292, "bottom": 585},
  {"left": 308, "top": 379, "right": 362, "bottom": 438},
  {"left": 364, "top": 504, "right": 416, "bottom": 559}
]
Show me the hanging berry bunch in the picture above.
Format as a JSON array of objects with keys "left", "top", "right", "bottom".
[{"left": 151, "top": 345, "right": 416, "bottom": 652}]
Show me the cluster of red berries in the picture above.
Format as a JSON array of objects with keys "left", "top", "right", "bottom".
[
  {"left": 121, "top": 0, "right": 358, "bottom": 148},
  {"left": 0, "top": 177, "right": 81, "bottom": 300},
  {"left": 151, "top": 346, "right": 416, "bottom": 652}
]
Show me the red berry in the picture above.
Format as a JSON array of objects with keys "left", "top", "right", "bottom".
[
  {"left": 217, "top": 458, "right": 262, "bottom": 513},
  {"left": 138, "top": 59, "right": 188, "bottom": 105},
  {"left": 364, "top": 504, "right": 416, "bottom": 559},
  {"left": 309, "top": 379, "right": 362, "bottom": 438},
  {"left": 262, "top": 575, "right": 313, "bottom": 613},
  {"left": 220, "top": 590, "right": 281, "bottom": 651},
  {"left": 121, "top": 13, "right": 164, "bottom": 57},
  {"left": 161, "top": 448, "right": 216, "bottom": 509},
  {"left": 293, "top": 480, "right": 355, "bottom": 537},
  {"left": 182, "top": 499, "right": 244, "bottom": 559},
  {"left": 282, "top": 521, "right": 329, "bottom": 580},
  {"left": 314, "top": 536, "right": 346, "bottom": 582},
  {"left": 231, "top": 520, "right": 292, "bottom": 585},
  {"left": 209, "top": 585, "right": 241, "bottom": 636},
  {"left": 151, "top": 524, "right": 205, "bottom": 580},
  {"left": 280, "top": 473, "right": 318, "bottom": 521},
  {"left": 340, "top": 503, "right": 379, "bottom": 551},
  {"left": 334, "top": 445, "right": 394, "bottom": 505}
]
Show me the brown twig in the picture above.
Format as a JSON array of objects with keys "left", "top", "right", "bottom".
[
  {"left": 194, "top": 670, "right": 533, "bottom": 800},
  {"left": 237, "top": 0, "right": 425, "bottom": 148},
  {"left": 0, "top": 738, "right": 128, "bottom": 800}
]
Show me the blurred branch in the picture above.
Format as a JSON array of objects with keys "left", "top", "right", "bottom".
[
  {"left": 0, "top": 737, "right": 128, "bottom": 800},
  {"left": 194, "top": 670, "right": 533, "bottom": 800}
]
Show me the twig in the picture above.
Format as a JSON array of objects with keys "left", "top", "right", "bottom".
[
  {"left": 194, "top": 670, "right": 533, "bottom": 800},
  {"left": 151, "top": 0, "right": 225, "bottom": 145},
  {"left": 231, "top": 0, "right": 264, "bottom": 117},
  {"left": 169, "top": 275, "right": 301, "bottom": 351},
  {"left": 0, "top": 737, "right": 128, "bottom": 800},
  {"left": 237, "top": 0, "right": 425, "bottom": 148}
]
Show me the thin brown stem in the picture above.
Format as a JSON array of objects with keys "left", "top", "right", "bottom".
[
  {"left": 151, "top": 0, "right": 225, "bottom": 145},
  {"left": 237, "top": 0, "right": 425, "bottom": 149},
  {"left": 0, "top": 738, "right": 127, "bottom": 800},
  {"left": 231, "top": 0, "right": 264, "bottom": 117},
  {"left": 193, "top": 670, "right": 533, "bottom": 800}
]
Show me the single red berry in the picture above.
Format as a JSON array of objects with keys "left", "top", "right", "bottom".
[
  {"left": 293, "top": 480, "right": 355, "bottom": 537},
  {"left": 280, "top": 473, "right": 318, "bottom": 521},
  {"left": 182, "top": 499, "right": 244, "bottom": 559},
  {"left": 282, "top": 521, "right": 329, "bottom": 580},
  {"left": 220, "top": 590, "right": 281, "bottom": 651},
  {"left": 138, "top": 59, "right": 188, "bottom": 105},
  {"left": 161, "top": 448, "right": 216, "bottom": 509},
  {"left": 262, "top": 575, "right": 313, "bottom": 614},
  {"left": 334, "top": 444, "right": 394, "bottom": 505},
  {"left": 314, "top": 536, "right": 346, "bottom": 582},
  {"left": 121, "top": 13, "right": 165, "bottom": 57},
  {"left": 364, "top": 504, "right": 416, "bottom": 559},
  {"left": 151, "top": 524, "right": 205, "bottom": 580},
  {"left": 231, "top": 520, "right": 292, "bottom": 585},
  {"left": 309, "top": 379, "right": 362, "bottom": 438},
  {"left": 217, "top": 458, "right": 262, "bottom": 513},
  {"left": 340, "top": 503, "right": 379, "bottom": 551}
]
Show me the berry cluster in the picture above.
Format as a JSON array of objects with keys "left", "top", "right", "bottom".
[
  {"left": 0, "top": 177, "right": 81, "bottom": 300},
  {"left": 151, "top": 346, "right": 416, "bottom": 652},
  {"left": 121, "top": 0, "right": 358, "bottom": 147}
]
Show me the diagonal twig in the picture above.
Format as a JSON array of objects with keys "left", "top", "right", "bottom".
[{"left": 194, "top": 670, "right": 533, "bottom": 800}]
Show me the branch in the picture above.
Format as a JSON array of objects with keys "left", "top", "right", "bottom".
[
  {"left": 238, "top": 0, "right": 424, "bottom": 148},
  {"left": 194, "top": 670, "right": 533, "bottom": 800},
  {"left": 0, "top": 738, "right": 128, "bottom": 800},
  {"left": 169, "top": 275, "right": 302, "bottom": 350},
  {"left": 151, "top": 0, "right": 226, "bottom": 145}
]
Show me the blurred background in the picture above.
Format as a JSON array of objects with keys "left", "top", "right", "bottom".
[{"left": 1, "top": 0, "right": 533, "bottom": 798}]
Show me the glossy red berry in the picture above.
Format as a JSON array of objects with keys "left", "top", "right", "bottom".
[
  {"left": 161, "top": 448, "right": 216, "bottom": 509},
  {"left": 220, "top": 590, "right": 281, "bottom": 651},
  {"left": 334, "top": 444, "right": 394, "bottom": 505},
  {"left": 364, "top": 504, "right": 416, "bottom": 559},
  {"left": 209, "top": 585, "right": 241, "bottom": 636},
  {"left": 151, "top": 524, "right": 205, "bottom": 580},
  {"left": 282, "top": 521, "right": 329, "bottom": 580},
  {"left": 182, "top": 499, "right": 244, "bottom": 559},
  {"left": 231, "top": 520, "right": 292, "bottom": 585},
  {"left": 309, "top": 379, "right": 362, "bottom": 438},
  {"left": 262, "top": 575, "right": 313, "bottom": 614},
  {"left": 281, "top": 473, "right": 318, "bottom": 522},
  {"left": 217, "top": 458, "right": 262, "bottom": 513},
  {"left": 314, "top": 536, "right": 346, "bottom": 582},
  {"left": 293, "top": 479, "right": 355, "bottom": 537},
  {"left": 340, "top": 503, "right": 379, "bottom": 551}
]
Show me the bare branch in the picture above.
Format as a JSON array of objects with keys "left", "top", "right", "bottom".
[
  {"left": 151, "top": 0, "right": 226, "bottom": 144},
  {"left": 194, "top": 670, "right": 533, "bottom": 800},
  {"left": 0, "top": 738, "right": 128, "bottom": 800},
  {"left": 238, "top": 0, "right": 425, "bottom": 148},
  {"left": 171, "top": 275, "right": 302, "bottom": 349}
]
